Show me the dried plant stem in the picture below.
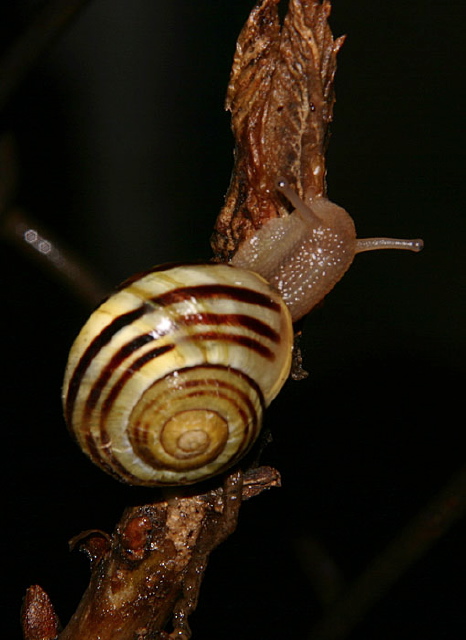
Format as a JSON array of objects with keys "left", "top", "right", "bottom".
[
  {"left": 21, "top": 468, "right": 281, "bottom": 640},
  {"left": 212, "top": 0, "right": 343, "bottom": 259},
  {"left": 309, "top": 465, "right": 466, "bottom": 640}
]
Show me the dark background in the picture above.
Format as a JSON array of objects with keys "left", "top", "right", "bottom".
[{"left": 1, "top": 1, "right": 465, "bottom": 638}]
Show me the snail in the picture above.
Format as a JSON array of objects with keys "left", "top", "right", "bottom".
[
  {"left": 62, "top": 179, "right": 422, "bottom": 486},
  {"left": 63, "top": 262, "right": 294, "bottom": 486}
]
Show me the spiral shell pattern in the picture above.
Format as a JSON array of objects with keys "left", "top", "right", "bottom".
[{"left": 62, "top": 263, "right": 293, "bottom": 485}]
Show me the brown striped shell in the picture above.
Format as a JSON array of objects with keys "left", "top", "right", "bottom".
[{"left": 62, "top": 263, "right": 293, "bottom": 486}]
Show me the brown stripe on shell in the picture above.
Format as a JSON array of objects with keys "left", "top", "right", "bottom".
[
  {"left": 179, "top": 313, "right": 280, "bottom": 342},
  {"left": 183, "top": 332, "right": 275, "bottom": 360},
  {"left": 83, "top": 332, "right": 165, "bottom": 420},
  {"left": 151, "top": 284, "right": 282, "bottom": 311},
  {"left": 65, "top": 303, "right": 152, "bottom": 425},
  {"left": 144, "top": 364, "right": 265, "bottom": 411}
]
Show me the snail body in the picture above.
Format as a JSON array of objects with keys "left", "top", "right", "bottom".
[
  {"left": 232, "top": 179, "right": 423, "bottom": 322},
  {"left": 63, "top": 180, "right": 422, "bottom": 486},
  {"left": 63, "top": 263, "right": 293, "bottom": 486}
]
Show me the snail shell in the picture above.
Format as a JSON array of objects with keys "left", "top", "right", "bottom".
[{"left": 62, "top": 263, "right": 293, "bottom": 486}]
